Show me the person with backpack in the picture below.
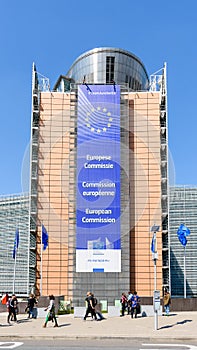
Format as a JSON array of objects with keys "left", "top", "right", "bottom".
[
  {"left": 83, "top": 291, "right": 97, "bottom": 321},
  {"left": 92, "top": 294, "right": 105, "bottom": 320}
]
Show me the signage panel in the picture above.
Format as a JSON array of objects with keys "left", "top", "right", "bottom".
[{"left": 76, "top": 84, "right": 121, "bottom": 272}]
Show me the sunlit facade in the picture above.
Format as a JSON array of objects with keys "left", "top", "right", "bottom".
[{"left": 29, "top": 48, "right": 169, "bottom": 305}]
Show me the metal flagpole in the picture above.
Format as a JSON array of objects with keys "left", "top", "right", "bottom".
[
  {"left": 151, "top": 224, "right": 160, "bottom": 331},
  {"left": 40, "top": 224, "right": 43, "bottom": 296},
  {"left": 153, "top": 233, "right": 158, "bottom": 331},
  {"left": 184, "top": 246, "right": 186, "bottom": 299},
  {"left": 13, "top": 228, "right": 19, "bottom": 294},
  {"left": 13, "top": 252, "right": 17, "bottom": 294},
  {"left": 177, "top": 223, "right": 190, "bottom": 299}
]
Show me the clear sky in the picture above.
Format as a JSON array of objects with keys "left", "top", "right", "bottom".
[{"left": 0, "top": 0, "right": 196, "bottom": 195}]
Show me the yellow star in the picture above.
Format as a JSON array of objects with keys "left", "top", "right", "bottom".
[
  {"left": 91, "top": 108, "right": 95, "bottom": 112},
  {"left": 108, "top": 123, "right": 111, "bottom": 127},
  {"left": 107, "top": 112, "right": 111, "bottom": 116},
  {"left": 97, "top": 107, "right": 101, "bottom": 111},
  {"left": 103, "top": 127, "right": 107, "bottom": 132},
  {"left": 91, "top": 127, "right": 95, "bottom": 132},
  {"left": 109, "top": 118, "right": 113, "bottom": 122},
  {"left": 103, "top": 108, "right": 107, "bottom": 112},
  {"left": 97, "top": 129, "right": 101, "bottom": 133},
  {"left": 86, "top": 123, "right": 90, "bottom": 127}
]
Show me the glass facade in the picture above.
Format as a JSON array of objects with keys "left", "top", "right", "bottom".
[
  {"left": 169, "top": 186, "right": 197, "bottom": 297},
  {"left": 0, "top": 194, "right": 30, "bottom": 296},
  {"left": 66, "top": 47, "right": 149, "bottom": 90}
]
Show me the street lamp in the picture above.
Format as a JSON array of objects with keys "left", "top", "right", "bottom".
[{"left": 151, "top": 224, "right": 160, "bottom": 331}]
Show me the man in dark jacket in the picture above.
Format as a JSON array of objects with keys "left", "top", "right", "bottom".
[
  {"left": 131, "top": 291, "right": 140, "bottom": 318},
  {"left": 83, "top": 292, "right": 97, "bottom": 320},
  {"left": 27, "top": 294, "right": 37, "bottom": 319},
  {"left": 7, "top": 294, "right": 17, "bottom": 324}
]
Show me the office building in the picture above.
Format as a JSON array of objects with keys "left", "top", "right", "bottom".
[
  {"left": 29, "top": 47, "right": 169, "bottom": 305},
  {"left": 0, "top": 193, "right": 31, "bottom": 296},
  {"left": 169, "top": 186, "right": 197, "bottom": 297}
]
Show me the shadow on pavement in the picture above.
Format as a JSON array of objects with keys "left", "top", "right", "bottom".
[
  {"left": 162, "top": 313, "right": 177, "bottom": 317},
  {"left": 159, "top": 324, "right": 174, "bottom": 330},
  {"left": 177, "top": 319, "right": 192, "bottom": 325},
  {"left": 17, "top": 319, "right": 32, "bottom": 324},
  {"left": 159, "top": 319, "right": 192, "bottom": 330}
]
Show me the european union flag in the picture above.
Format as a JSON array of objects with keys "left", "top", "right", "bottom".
[
  {"left": 42, "top": 224, "right": 48, "bottom": 251},
  {"left": 12, "top": 228, "right": 19, "bottom": 259},
  {"left": 151, "top": 234, "right": 156, "bottom": 253},
  {"left": 177, "top": 223, "right": 190, "bottom": 247}
]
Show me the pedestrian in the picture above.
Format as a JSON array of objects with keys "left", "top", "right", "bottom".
[
  {"left": 43, "top": 294, "right": 58, "bottom": 328},
  {"left": 92, "top": 294, "right": 105, "bottom": 320},
  {"left": 127, "top": 291, "right": 133, "bottom": 315},
  {"left": 6, "top": 295, "right": 10, "bottom": 322},
  {"left": 120, "top": 292, "right": 127, "bottom": 317},
  {"left": 163, "top": 288, "right": 171, "bottom": 316},
  {"left": 131, "top": 291, "right": 140, "bottom": 318},
  {"left": 26, "top": 293, "right": 37, "bottom": 319},
  {"left": 83, "top": 291, "right": 97, "bottom": 320},
  {"left": 7, "top": 294, "right": 17, "bottom": 324},
  {"left": 11, "top": 295, "right": 19, "bottom": 320}
]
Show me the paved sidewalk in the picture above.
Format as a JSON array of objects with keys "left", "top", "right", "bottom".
[{"left": 0, "top": 311, "right": 197, "bottom": 340}]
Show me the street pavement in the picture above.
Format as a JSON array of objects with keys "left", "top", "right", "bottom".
[{"left": 0, "top": 311, "right": 197, "bottom": 340}]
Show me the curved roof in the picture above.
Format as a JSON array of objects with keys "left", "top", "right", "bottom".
[{"left": 67, "top": 47, "right": 149, "bottom": 80}]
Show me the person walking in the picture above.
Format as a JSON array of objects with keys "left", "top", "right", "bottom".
[
  {"left": 120, "top": 292, "right": 127, "bottom": 317},
  {"left": 127, "top": 291, "right": 133, "bottom": 315},
  {"left": 131, "top": 291, "right": 140, "bottom": 318},
  {"left": 163, "top": 288, "right": 171, "bottom": 316},
  {"left": 27, "top": 293, "right": 37, "bottom": 319},
  {"left": 83, "top": 292, "right": 97, "bottom": 320},
  {"left": 92, "top": 294, "right": 105, "bottom": 320},
  {"left": 7, "top": 294, "right": 17, "bottom": 324},
  {"left": 43, "top": 295, "right": 58, "bottom": 328}
]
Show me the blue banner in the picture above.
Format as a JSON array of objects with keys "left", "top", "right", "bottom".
[
  {"left": 76, "top": 84, "right": 121, "bottom": 272},
  {"left": 12, "top": 228, "right": 19, "bottom": 259}
]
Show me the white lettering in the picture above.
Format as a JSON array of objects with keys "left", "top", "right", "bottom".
[{"left": 84, "top": 163, "right": 114, "bottom": 169}]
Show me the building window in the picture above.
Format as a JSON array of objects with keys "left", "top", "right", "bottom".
[{"left": 106, "top": 56, "right": 115, "bottom": 83}]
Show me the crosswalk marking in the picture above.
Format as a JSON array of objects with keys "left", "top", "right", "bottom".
[
  {"left": 141, "top": 344, "right": 197, "bottom": 350},
  {"left": 0, "top": 342, "right": 23, "bottom": 349}
]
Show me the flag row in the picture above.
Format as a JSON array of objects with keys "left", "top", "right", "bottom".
[{"left": 12, "top": 224, "right": 49, "bottom": 259}]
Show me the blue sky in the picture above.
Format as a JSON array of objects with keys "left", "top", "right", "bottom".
[{"left": 0, "top": 0, "right": 196, "bottom": 195}]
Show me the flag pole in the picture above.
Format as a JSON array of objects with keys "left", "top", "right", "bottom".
[
  {"left": 13, "top": 228, "right": 19, "bottom": 294},
  {"left": 184, "top": 246, "right": 186, "bottom": 299},
  {"left": 151, "top": 224, "right": 160, "bottom": 331},
  {"left": 40, "top": 223, "right": 43, "bottom": 296},
  {"left": 40, "top": 224, "right": 48, "bottom": 297},
  {"left": 13, "top": 251, "right": 17, "bottom": 294}
]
